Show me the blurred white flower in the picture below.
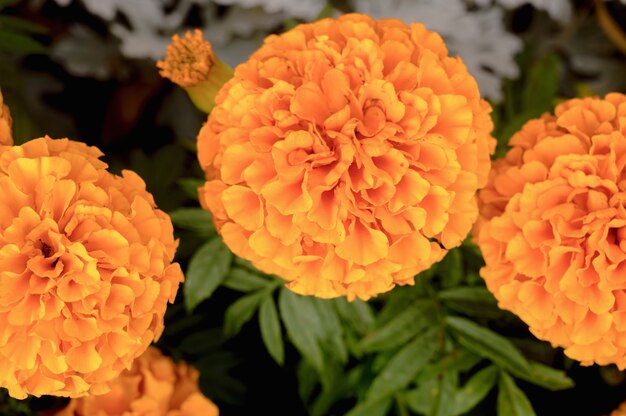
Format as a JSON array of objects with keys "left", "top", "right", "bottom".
[
  {"left": 473, "top": 0, "right": 572, "bottom": 22},
  {"left": 203, "top": 7, "right": 284, "bottom": 67},
  {"left": 353, "top": 0, "right": 522, "bottom": 101},
  {"left": 212, "top": 0, "right": 323, "bottom": 20},
  {"left": 51, "top": 25, "right": 122, "bottom": 79},
  {"left": 51, "top": 0, "right": 281, "bottom": 63}
]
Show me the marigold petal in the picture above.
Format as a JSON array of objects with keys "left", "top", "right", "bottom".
[{"left": 335, "top": 220, "right": 389, "bottom": 266}]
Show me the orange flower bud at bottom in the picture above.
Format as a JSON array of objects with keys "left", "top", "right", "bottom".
[{"left": 55, "top": 347, "right": 218, "bottom": 416}]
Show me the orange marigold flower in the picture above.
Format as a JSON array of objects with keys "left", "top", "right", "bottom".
[
  {"left": 198, "top": 14, "right": 495, "bottom": 300},
  {"left": 476, "top": 93, "right": 626, "bottom": 368},
  {"left": 54, "top": 346, "right": 219, "bottom": 416},
  {"left": 157, "top": 30, "right": 233, "bottom": 113},
  {"left": 0, "top": 137, "right": 183, "bottom": 398},
  {"left": 613, "top": 400, "right": 626, "bottom": 416},
  {"left": 0, "top": 90, "right": 13, "bottom": 146}
]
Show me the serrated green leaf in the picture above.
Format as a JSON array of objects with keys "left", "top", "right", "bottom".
[
  {"left": 497, "top": 371, "right": 536, "bottom": 416},
  {"left": 278, "top": 289, "right": 325, "bottom": 373},
  {"left": 360, "top": 299, "right": 436, "bottom": 353},
  {"left": 178, "top": 178, "right": 203, "bottom": 200},
  {"left": 511, "top": 361, "right": 575, "bottom": 391},
  {"left": 346, "top": 396, "right": 393, "bottom": 416},
  {"left": 224, "top": 291, "right": 265, "bottom": 337},
  {"left": 169, "top": 208, "right": 215, "bottom": 234},
  {"left": 445, "top": 316, "right": 530, "bottom": 375},
  {"left": 438, "top": 249, "right": 463, "bottom": 289},
  {"left": 184, "top": 237, "right": 232, "bottom": 311},
  {"left": 222, "top": 267, "right": 272, "bottom": 292},
  {"left": 453, "top": 366, "right": 498, "bottom": 415},
  {"left": 313, "top": 298, "right": 348, "bottom": 363},
  {"left": 0, "top": 31, "right": 45, "bottom": 54},
  {"left": 259, "top": 295, "right": 284, "bottom": 365},
  {"left": 366, "top": 328, "right": 439, "bottom": 402}
]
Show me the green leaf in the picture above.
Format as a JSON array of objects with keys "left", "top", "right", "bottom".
[
  {"left": 0, "top": 16, "right": 47, "bottom": 34},
  {"left": 439, "top": 287, "right": 505, "bottom": 319},
  {"left": 438, "top": 249, "right": 463, "bottom": 289},
  {"left": 259, "top": 295, "right": 284, "bottom": 365},
  {"left": 453, "top": 366, "right": 498, "bottom": 415},
  {"left": 169, "top": 208, "right": 215, "bottom": 234},
  {"left": 497, "top": 371, "right": 536, "bottom": 416},
  {"left": 512, "top": 361, "right": 575, "bottom": 391},
  {"left": 313, "top": 298, "right": 348, "bottom": 364},
  {"left": 376, "top": 279, "right": 431, "bottom": 327},
  {"left": 438, "top": 287, "right": 496, "bottom": 304},
  {"left": 405, "top": 377, "right": 439, "bottom": 415},
  {"left": 151, "top": 144, "right": 185, "bottom": 188},
  {"left": 298, "top": 360, "right": 319, "bottom": 403},
  {"left": 316, "top": 1, "right": 334, "bottom": 19},
  {"left": 222, "top": 267, "right": 272, "bottom": 292},
  {"left": 346, "top": 396, "right": 393, "bottom": 416},
  {"left": 184, "top": 237, "right": 232, "bottom": 311},
  {"left": 0, "top": 31, "right": 45, "bottom": 54},
  {"left": 178, "top": 178, "right": 203, "bottom": 200},
  {"left": 333, "top": 298, "right": 375, "bottom": 335},
  {"left": 283, "top": 18, "right": 299, "bottom": 31},
  {"left": 521, "top": 54, "right": 560, "bottom": 115},
  {"left": 360, "top": 300, "right": 436, "bottom": 353},
  {"left": 278, "top": 289, "right": 325, "bottom": 373},
  {"left": 178, "top": 329, "right": 224, "bottom": 355},
  {"left": 432, "top": 349, "right": 482, "bottom": 374},
  {"left": 366, "top": 328, "right": 439, "bottom": 402},
  {"left": 445, "top": 316, "right": 530, "bottom": 375},
  {"left": 430, "top": 371, "right": 458, "bottom": 416},
  {"left": 0, "top": 0, "right": 20, "bottom": 9},
  {"left": 224, "top": 291, "right": 265, "bottom": 337},
  {"left": 497, "top": 111, "right": 537, "bottom": 150},
  {"left": 311, "top": 366, "right": 365, "bottom": 416}
]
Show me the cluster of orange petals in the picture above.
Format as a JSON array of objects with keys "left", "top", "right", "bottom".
[
  {"left": 476, "top": 93, "right": 626, "bottom": 367},
  {"left": 0, "top": 90, "right": 13, "bottom": 146},
  {"left": 198, "top": 14, "right": 495, "bottom": 299},
  {"left": 157, "top": 29, "right": 217, "bottom": 89},
  {"left": 0, "top": 137, "right": 183, "bottom": 398},
  {"left": 55, "top": 346, "right": 218, "bottom": 416}
]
